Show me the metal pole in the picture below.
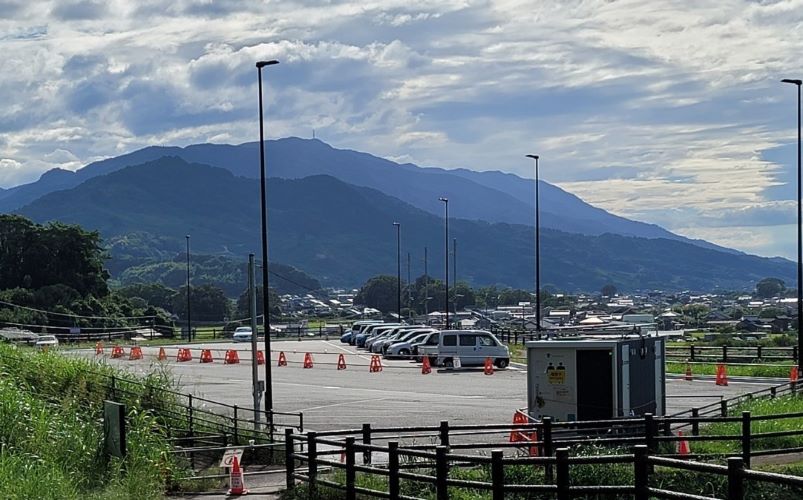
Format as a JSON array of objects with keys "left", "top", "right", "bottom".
[
  {"left": 783, "top": 79, "right": 802, "bottom": 373},
  {"left": 394, "top": 222, "right": 401, "bottom": 321},
  {"left": 257, "top": 59, "right": 279, "bottom": 425},
  {"left": 424, "top": 247, "right": 429, "bottom": 316},
  {"left": 527, "top": 154, "right": 542, "bottom": 332},
  {"left": 249, "top": 254, "right": 261, "bottom": 429},
  {"left": 185, "top": 235, "right": 191, "bottom": 340},
  {"left": 439, "top": 197, "right": 449, "bottom": 329},
  {"left": 407, "top": 251, "right": 412, "bottom": 319},
  {"left": 453, "top": 238, "right": 457, "bottom": 288}
]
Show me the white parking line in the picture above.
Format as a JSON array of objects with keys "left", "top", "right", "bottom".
[
  {"left": 323, "top": 340, "right": 372, "bottom": 361},
  {"left": 298, "top": 397, "right": 389, "bottom": 412}
]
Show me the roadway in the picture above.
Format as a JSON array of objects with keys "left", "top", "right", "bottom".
[{"left": 74, "top": 340, "right": 785, "bottom": 432}]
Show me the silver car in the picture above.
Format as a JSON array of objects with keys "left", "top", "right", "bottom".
[{"left": 385, "top": 330, "right": 437, "bottom": 358}]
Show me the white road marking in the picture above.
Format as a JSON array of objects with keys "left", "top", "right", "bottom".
[
  {"left": 297, "top": 397, "right": 388, "bottom": 412},
  {"left": 323, "top": 340, "right": 373, "bottom": 361},
  {"left": 274, "top": 380, "right": 489, "bottom": 400}
]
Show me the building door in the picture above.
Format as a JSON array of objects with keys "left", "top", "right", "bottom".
[{"left": 576, "top": 349, "right": 613, "bottom": 420}]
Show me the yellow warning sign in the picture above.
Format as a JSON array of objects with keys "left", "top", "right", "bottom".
[{"left": 547, "top": 369, "right": 565, "bottom": 384}]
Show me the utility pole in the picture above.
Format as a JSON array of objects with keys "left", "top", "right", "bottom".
[
  {"left": 248, "top": 254, "right": 261, "bottom": 429},
  {"left": 407, "top": 252, "right": 412, "bottom": 319},
  {"left": 424, "top": 247, "right": 429, "bottom": 316}
]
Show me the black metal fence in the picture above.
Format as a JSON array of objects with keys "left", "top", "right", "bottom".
[
  {"left": 666, "top": 345, "right": 798, "bottom": 363},
  {"left": 283, "top": 379, "right": 803, "bottom": 499}
]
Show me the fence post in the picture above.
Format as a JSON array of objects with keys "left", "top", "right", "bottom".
[
  {"left": 556, "top": 448, "right": 570, "bottom": 500},
  {"left": 187, "top": 394, "right": 194, "bottom": 440},
  {"left": 307, "top": 431, "right": 318, "bottom": 499},
  {"left": 542, "top": 416, "right": 554, "bottom": 481},
  {"left": 721, "top": 400, "right": 728, "bottom": 417},
  {"left": 756, "top": 346, "right": 762, "bottom": 360},
  {"left": 771, "top": 386, "right": 777, "bottom": 398},
  {"left": 794, "top": 345, "right": 798, "bottom": 364},
  {"left": 439, "top": 420, "right": 450, "bottom": 448},
  {"left": 514, "top": 331, "right": 519, "bottom": 345},
  {"left": 691, "top": 408, "right": 699, "bottom": 436},
  {"left": 633, "top": 445, "right": 649, "bottom": 500},
  {"left": 491, "top": 450, "right": 504, "bottom": 500},
  {"left": 644, "top": 413, "right": 655, "bottom": 452},
  {"left": 110, "top": 375, "right": 116, "bottom": 399},
  {"left": 723, "top": 345, "right": 728, "bottom": 363},
  {"left": 741, "top": 411, "right": 751, "bottom": 469},
  {"left": 345, "top": 437, "right": 356, "bottom": 500},
  {"left": 388, "top": 441, "right": 400, "bottom": 500},
  {"left": 727, "top": 457, "right": 745, "bottom": 500},
  {"left": 690, "top": 345, "right": 695, "bottom": 362},
  {"left": 285, "top": 428, "right": 295, "bottom": 490},
  {"left": 435, "top": 446, "right": 448, "bottom": 500},
  {"left": 362, "top": 423, "right": 372, "bottom": 465},
  {"left": 233, "top": 405, "right": 239, "bottom": 443}
]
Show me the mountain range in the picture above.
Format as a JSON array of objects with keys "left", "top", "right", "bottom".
[
  {"left": 14, "top": 155, "right": 795, "bottom": 292},
  {"left": 0, "top": 138, "right": 732, "bottom": 253}
]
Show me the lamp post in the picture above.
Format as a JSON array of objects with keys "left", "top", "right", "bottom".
[
  {"left": 526, "top": 154, "right": 542, "bottom": 332},
  {"left": 185, "top": 235, "right": 191, "bottom": 340},
  {"left": 424, "top": 247, "right": 429, "bottom": 316},
  {"left": 439, "top": 197, "right": 449, "bottom": 329},
  {"left": 783, "top": 78, "right": 802, "bottom": 374},
  {"left": 257, "top": 59, "right": 279, "bottom": 425},
  {"left": 393, "top": 222, "right": 401, "bottom": 321}
]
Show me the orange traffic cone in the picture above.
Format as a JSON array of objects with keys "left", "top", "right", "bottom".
[
  {"left": 369, "top": 355, "right": 383, "bottom": 372},
  {"left": 224, "top": 350, "right": 240, "bottom": 364},
  {"left": 484, "top": 357, "right": 494, "bottom": 375},
  {"left": 677, "top": 430, "right": 690, "bottom": 456},
  {"left": 227, "top": 455, "right": 248, "bottom": 495},
  {"left": 337, "top": 353, "right": 347, "bottom": 370},
  {"left": 528, "top": 430, "right": 540, "bottom": 457},
  {"left": 303, "top": 352, "right": 314, "bottom": 369},
  {"left": 790, "top": 366, "right": 799, "bottom": 383},
  {"left": 200, "top": 349, "right": 213, "bottom": 363},
  {"left": 256, "top": 350, "right": 265, "bottom": 365},
  {"left": 95, "top": 342, "right": 104, "bottom": 355},
  {"left": 157, "top": 347, "right": 167, "bottom": 361},
  {"left": 129, "top": 346, "right": 143, "bottom": 360},
  {"left": 715, "top": 364, "right": 728, "bottom": 386},
  {"left": 111, "top": 346, "right": 124, "bottom": 359},
  {"left": 421, "top": 356, "right": 432, "bottom": 375},
  {"left": 177, "top": 348, "right": 193, "bottom": 362},
  {"left": 509, "top": 411, "right": 529, "bottom": 443},
  {"left": 684, "top": 363, "right": 693, "bottom": 381},
  {"left": 278, "top": 351, "right": 288, "bottom": 367}
]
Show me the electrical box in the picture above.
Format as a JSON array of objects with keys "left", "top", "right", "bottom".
[{"left": 526, "top": 336, "right": 665, "bottom": 422}]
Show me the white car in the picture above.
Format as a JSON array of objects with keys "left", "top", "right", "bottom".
[
  {"left": 35, "top": 335, "right": 59, "bottom": 349},
  {"left": 232, "top": 327, "right": 253, "bottom": 342}
]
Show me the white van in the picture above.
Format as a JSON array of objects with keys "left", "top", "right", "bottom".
[{"left": 429, "top": 330, "right": 509, "bottom": 369}]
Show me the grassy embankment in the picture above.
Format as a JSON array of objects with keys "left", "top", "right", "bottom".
[{"left": 0, "top": 343, "right": 197, "bottom": 499}]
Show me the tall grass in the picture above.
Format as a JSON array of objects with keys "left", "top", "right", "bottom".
[{"left": 0, "top": 344, "right": 181, "bottom": 498}]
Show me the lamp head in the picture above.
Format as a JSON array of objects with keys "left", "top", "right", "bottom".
[
  {"left": 256, "top": 60, "right": 280, "bottom": 68},
  {"left": 782, "top": 79, "right": 802, "bottom": 85},
  {"left": 393, "top": 222, "right": 400, "bottom": 226},
  {"left": 438, "top": 197, "right": 448, "bottom": 202},
  {"left": 525, "top": 154, "right": 539, "bottom": 160}
]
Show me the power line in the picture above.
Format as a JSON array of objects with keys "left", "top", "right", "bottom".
[{"left": 0, "top": 299, "right": 157, "bottom": 321}]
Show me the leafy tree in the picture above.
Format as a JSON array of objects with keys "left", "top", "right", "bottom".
[
  {"left": 116, "top": 283, "right": 176, "bottom": 311},
  {"left": 172, "top": 284, "right": 231, "bottom": 322},
  {"left": 756, "top": 278, "right": 785, "bottom": 299},
  {"left": 601, "top": 284, "right": 617, "bottom": 297},
  {"left": 355, "top": 275, "right": 401, "bottom": 313},
  {"left": 235, "top": 285, "right": 282, "bottom": 319},
  {"left": 498, "top": 289, "right": 533, "bottom": 306}
]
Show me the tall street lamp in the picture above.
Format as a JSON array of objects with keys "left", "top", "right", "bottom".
[
  {"left": 439, "top": 197, "right": 449, "bottom": 329},
  {"left": 185, "top": 235, "right": 191, "bottom": 340},
  {"left": 783, "top": 78, "right": 802, "bottom": 375},
  {"left": 257, "top": 59, "right": 279, "bottom": 424},
  {"left": 393, "top": 222, "right": 401, "bottom": 321},
  {"left": 526, "top": 154, "right": 542, "bottom": 332}
]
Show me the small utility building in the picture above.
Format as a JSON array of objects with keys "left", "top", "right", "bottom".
[{"left": 526, "top": 336, "right": 665, "bottom": 422}]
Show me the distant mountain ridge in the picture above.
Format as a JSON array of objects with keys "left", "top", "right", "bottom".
[
  {"left": 0, "top": 137, "right": 734, "bottom": 254},
  {"left": 16, "top": 157, "right": 795, "bottom": 291}
]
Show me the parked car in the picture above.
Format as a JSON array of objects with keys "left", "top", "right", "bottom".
[
  {"left": 232, "top": 326, "right": 253, "bottom": 342},
  {"left": 422, "top": 330, "right": 509, "bottom": 368},
  {"left": 363, "top": 326, "right": 400, "bottom": 350},
  {"left": 413, "top": 331, "right": 440, "bottom": 361},
  {"left": 35, "top": 335, "right": 59, "bottom": 349},
  {"left": 341, "top": 320, "right": 383, "bottom": 344},
  {"left": 376, "top": 328, "right": 431, "bottom": 354},
  {"left": 385, "top": 329, "right": 437, "bottom": 358},
  {"left": 358, "top": 324, "right": 401, "bottom": 348}
]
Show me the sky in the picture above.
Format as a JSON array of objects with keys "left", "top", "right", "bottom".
[{"left": 1, "top": 0, "right": 803, "bottom": 258}]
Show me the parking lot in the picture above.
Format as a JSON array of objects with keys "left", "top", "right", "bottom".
[{"left": 77, "top": 340, "right": 785, "bottom": 432}]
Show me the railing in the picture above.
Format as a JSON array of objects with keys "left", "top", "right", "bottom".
[{"left": 666, "top": 345, "right": 798, "bottom": 363}]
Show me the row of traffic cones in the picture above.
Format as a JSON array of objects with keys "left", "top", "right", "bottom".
[{"left": 685, "top": 362, "right": 800, "bottom": 387}]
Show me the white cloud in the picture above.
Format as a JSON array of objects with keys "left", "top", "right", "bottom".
[{"left": 1, "top": 0, "right": 803, "bottom": 258}]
